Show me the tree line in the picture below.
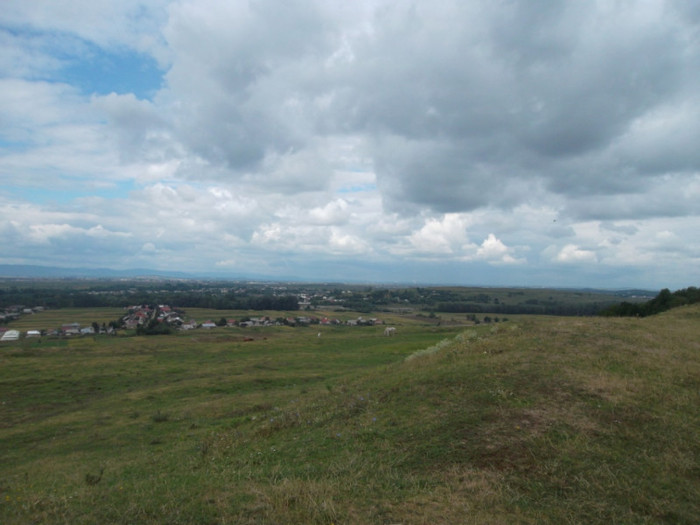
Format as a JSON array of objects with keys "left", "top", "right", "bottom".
[
  {"left": 435, "top": 301, "right": 609, "bottom": 316},
  {"left": 0, "top": 287, "right": 299, "bottom": 312},
  {"left": 599, "top": 287, "right": 700, "bottom": 317}
]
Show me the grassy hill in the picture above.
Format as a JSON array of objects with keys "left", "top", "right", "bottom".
[{"left": 1, "top": 307, "right": 698, "bottom": 523}]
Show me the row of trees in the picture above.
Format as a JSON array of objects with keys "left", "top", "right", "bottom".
[
  {"left": 0, "top": 287, "right": 299, "bottom": 312},
  {"left": 599, "top": 287, "right": 700, "bottom": 317},
  {"left": 435, "top": 301, "right": 608, "bottom": 316}
]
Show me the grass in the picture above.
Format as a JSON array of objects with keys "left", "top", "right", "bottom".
[{"left": 1, "top": 307, "right": 699, "bottom": 523}]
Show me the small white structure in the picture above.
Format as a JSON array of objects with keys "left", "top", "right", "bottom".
[
  {"left": 26, "top": 330, "right": 41, "bottom": 338},
  {"left": 1, "top": 330, "right": 20, "bottom": 342},
  {"left": 384, "top": 327, "right": 396, "bottom": 336}
]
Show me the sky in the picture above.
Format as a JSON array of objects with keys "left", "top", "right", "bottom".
[{"left": 1, "top": 1, "right": 699, "bottom": 289}]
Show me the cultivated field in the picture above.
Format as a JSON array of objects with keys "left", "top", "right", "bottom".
[{"left": 1, "top": 306, "right": 698, "bottom": 523}]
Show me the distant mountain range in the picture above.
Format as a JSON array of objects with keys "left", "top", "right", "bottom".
[
  {"left": 0, "top": 264, "right": 658, "bottom": 295},
  {"left": 0, "top": 264, "right": 323, "bottom": 283},
  {"left": 0, "top": 264, "right": 213, "bottom": 280}
]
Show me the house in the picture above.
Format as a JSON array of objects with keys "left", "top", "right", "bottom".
[
  {"left": 180, "top": 320, "right": 197, "bottom": 330},
  {"left": 26, "top": 330, "right": 41, "bottom": 338},
  {"left": 62, "top": 323, "right": 81, "bottom": 336},
  {"left": 166, "top": 315, "right": 183, "bottom": 326},
  {"left": 201, "top": 320, "right": 217, "bottom": 329}
]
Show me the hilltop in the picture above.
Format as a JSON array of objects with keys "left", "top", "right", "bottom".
[{"left": 1, "top": 306, "right": 698, "bottom": 523}]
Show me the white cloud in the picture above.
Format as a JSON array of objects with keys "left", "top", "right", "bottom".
[
  {"left": 476, "top": 234, "right": 521, "bottom": 264},
  {"left": 309, "top": 199, "right": 350, "bottom": 226},
  {"left": 408, "top": 214, "right": 473, "bottom": 256},
  {"left": 556, "top": 244, "right": 598, "bottom": 264},
  {"left": 328, "top": 229, "right": 370, "bottom": 255}
]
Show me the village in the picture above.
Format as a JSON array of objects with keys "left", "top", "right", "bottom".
[
  {"left": 0, "top": 303, "right": 386, "bottom": 341},
  {"left": 119, "top": 304, "right": 386, "bottom": 332}
]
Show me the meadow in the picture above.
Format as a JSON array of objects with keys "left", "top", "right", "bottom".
[{"left": 1, "top": 306, "right": 698, "bottom": 523}]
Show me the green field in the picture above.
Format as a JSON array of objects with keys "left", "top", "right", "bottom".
[
  {"left": 1, "top": 306, "right": 698, "bottom": 523},
  {"left": 5, "top": 308, "right": 126, "bottom": 332}
]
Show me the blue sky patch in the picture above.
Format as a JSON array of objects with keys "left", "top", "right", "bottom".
[
  {"left": 337, "top": 183, "right": 377, "bottom": 194},
  {"left": 58, "top": 43, "right": 164, "bottom": 99}
]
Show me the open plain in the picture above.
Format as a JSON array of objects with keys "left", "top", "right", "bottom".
[{"left": 1, "top": 306, "right": 698, "bottom": 523}]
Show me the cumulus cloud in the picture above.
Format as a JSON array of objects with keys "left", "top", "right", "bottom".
[
  {"left": 407, "top": 214, "right": 474, "bottom": 256},
  {"left": 477, "top": 234, "right": 520, "bottom": 264}
]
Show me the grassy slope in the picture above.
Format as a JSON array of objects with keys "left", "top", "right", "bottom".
[{"left": 1, "top": 308, "right": 699, "bottom": 524}]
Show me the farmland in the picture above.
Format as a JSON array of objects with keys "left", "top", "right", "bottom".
[{"left": 1, "top": 303, "right": 699, "bottom": 523}]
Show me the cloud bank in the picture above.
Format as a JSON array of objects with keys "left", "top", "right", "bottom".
[{"left": 1, "top": 0, "right": 699, "bottom": 288}]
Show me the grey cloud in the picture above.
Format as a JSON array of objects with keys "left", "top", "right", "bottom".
[
  {"left": 513, "top": 14, "right": 683, "bottom": 158},
  {"left": 101, "top": 0, "right": 698, "bottom": 217},
  {"left": 601, "top": 222, "right": 639, "bottom": 236},
  {"left": 320, "top": 1, "right": 699, "bottom": 214},
  {"left": 372, "top": 137, "right": 516, "bottom": 214},
  {"left": 566, "top": 174, "right": 700, "bottom": 221},
  {"left": 614, "top": 100, "right": 700, "bottom": 176},
  {"left": 162, "top": 0, "right": 335, "bottom": 172},
  {"left": 93, "top": 93, "right": 173, "bottom": 162}
]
